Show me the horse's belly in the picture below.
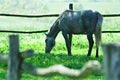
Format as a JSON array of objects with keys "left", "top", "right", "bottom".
[
  {"left": 72, "top": 27, "right": 85, "bottom": 34},
  {"left": 69, "top": 23, "right": 85, "bottom": 34},
  {"left": 70, "top": 18, "right": 85, "bottom": 34}
]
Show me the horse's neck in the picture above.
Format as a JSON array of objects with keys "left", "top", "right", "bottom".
[{"left": 47, "top": 20, "right": 60, "bottom": 39}]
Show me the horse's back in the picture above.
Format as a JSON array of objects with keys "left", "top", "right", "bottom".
[
  {"left": 82, "top": 10, "right": 98, "bottom": 34},
  {"left": 59, "top": 10, "right": 99, "bottom": 34},
  {"left": 59, "top": 10, "right": 85, "bottom": 34}
]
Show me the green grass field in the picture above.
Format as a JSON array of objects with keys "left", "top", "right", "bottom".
[
  {"left": 0, "top": 32, "right": 120, "bottom": 80},
  {"left": 0, "top": 33, "right": 103, "bottom": 80},
  {"left": 0, "top": 1, "right": 120, "bottom": 80}
]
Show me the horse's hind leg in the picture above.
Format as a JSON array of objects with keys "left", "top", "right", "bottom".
[{"left": 86, "top": 33, "right": 94, "bottom": 57}]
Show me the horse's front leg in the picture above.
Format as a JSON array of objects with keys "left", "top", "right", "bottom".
[
  {"left": 62, "top": 31, "right": 72, "bottom": 56},
  {"left": 87, "top": 33, "right": 94, "bottom": 57},
  {"left": 69, "top": 34, "right": 72, "bottom": 52}
]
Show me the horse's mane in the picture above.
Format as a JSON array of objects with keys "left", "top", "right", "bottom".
[
  {"left": 49, "top": 18, "right": 59, "bottom": 32},
  {"left": 48, "top": 10, "right": 71, "bottom": 33},
  {"left": 47, "top": 11, "right": 65, "bottom": 34},
  {"left": 46, "top": 17, "right": 60, "bottom": 37}
]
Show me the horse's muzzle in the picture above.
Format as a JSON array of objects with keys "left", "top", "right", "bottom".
[{"left": 45, "top": 47, "right": 51, "bottom": 53}]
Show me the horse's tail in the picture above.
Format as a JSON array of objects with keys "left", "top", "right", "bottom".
[{"left": 95, "top": 11, "right": 103, "bottom": 57}]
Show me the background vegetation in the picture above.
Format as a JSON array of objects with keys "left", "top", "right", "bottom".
[{"left": 0, "top": 0, "right": 120, "bottom": 80}]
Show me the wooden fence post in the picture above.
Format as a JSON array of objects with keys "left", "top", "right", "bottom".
[
  {"left": 6, "top": 35, "right": 21, "bottom": 80},
  {"left": 102, "top": 43, "right": 120, "bottom": 80},
  {"left": 69, "top": 3, "right": 73, "bottom": 10}
]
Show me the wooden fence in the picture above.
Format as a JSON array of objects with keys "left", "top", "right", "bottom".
[
  {"left": 0, "top": 35, "right": 102, "bottom": 80},
  {"left": 0, "top": 3, "right": 120, "bottom": 33},
  {"left": 102, "top": 42, "right": 120, "bottom": 80}
]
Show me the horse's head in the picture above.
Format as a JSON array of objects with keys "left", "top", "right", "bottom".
[{"left": 45, "top": 34, "right": 55, "bottom": 53}]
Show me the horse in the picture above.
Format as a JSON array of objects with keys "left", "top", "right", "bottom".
[{"left": 45, "top": 10, "right": 103, "bottom": 57}]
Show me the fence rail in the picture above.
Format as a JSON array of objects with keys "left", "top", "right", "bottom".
[
  {"left": 0, "top": 13, "right": 120, "bottom": 18},
  {"left": 0, "top": 13, "right": 59, "bottom": 18},
  {"left": 0, "top": 30, "right": 48, "bottom": 33},
  {"left": 0, "top": 30, "right": 120, "bottom": 34}
]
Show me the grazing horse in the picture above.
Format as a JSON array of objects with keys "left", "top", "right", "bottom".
[{"left": 45, "top": 10, "right": 103, "bottom": 57}]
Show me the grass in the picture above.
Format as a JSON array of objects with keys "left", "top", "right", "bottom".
[
  {"left": 0, "top": 18, "right": 120, "bottom": 80},
  {"left": 1, "top": 32, "right": 120, "bottom": 80},
  {"left": 0, "top": 33, "right": 104, "bottom": 80},
  {"left": 0, "top": 54, "right": 103, "bottom": 80},
  {"left": 0, "top": 25, "right": 120, "bottom": 80}
]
